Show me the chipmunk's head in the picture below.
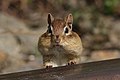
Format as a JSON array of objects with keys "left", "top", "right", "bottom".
[{"left": 47, "top": 13, "right": 73, "bottom": 46}]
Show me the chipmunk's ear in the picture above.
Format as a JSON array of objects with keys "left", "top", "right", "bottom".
[
  {"left": 47, "top": 13, "right": 54, "bottom": 25},
  {"left": 65, "top": 13, "right": 73, "bottom": 25}
]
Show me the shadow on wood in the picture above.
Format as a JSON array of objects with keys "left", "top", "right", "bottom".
[{"left": 0, "top": 59, "right": 120, "bottom": 80}]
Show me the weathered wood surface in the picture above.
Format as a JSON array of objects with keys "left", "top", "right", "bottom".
[{"left": 1, "top": 59, "right": 120, "bottom": 80}]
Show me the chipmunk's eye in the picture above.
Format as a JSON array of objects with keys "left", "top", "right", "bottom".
[
  {"left": 68, "top": 25, "right": 72, "bottom": 29},
  {"left": 64, "top": 27, "right": 69, "bottom": 34}
]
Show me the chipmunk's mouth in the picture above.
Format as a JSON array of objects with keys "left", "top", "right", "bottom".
[
  {"left": 54, "top": 38, "right": 61, "bottom": 46},
  {"left": 53, "top": 42, "right": 61, "bottom": 47}
]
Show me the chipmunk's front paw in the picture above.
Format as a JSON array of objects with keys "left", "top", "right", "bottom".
[
  {"left": 46, "top": 65, "right": 53, "bottom": 68},
  {"left": 44, "top": 62, "right": 58, "bottom": 68},
  {"left": 68, "top": 60, "right": 76, "bottom": 65}
]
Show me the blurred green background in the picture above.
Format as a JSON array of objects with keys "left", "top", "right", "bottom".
[{"left": 0, "top": 0, "right": 120, "bottom": 74}]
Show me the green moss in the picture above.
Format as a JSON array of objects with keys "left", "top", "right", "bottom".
[{"left": 104, "top": 0, "right": 120, "bottom": 15}]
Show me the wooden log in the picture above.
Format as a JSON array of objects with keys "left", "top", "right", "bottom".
[{"left": 1, "top": 58, "right": 120, "bottom": 80}]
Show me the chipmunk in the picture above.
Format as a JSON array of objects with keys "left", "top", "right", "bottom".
[{"left": 38, "top": 13, "right": 83, "bottom": 68}]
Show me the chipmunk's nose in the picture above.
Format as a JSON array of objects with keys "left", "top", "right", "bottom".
[
  {"left": 55, "top": 35, "right": 60, "bottom": 43},
  {"left": 56, "top": 35, "right": 59, "bottom": 39}
]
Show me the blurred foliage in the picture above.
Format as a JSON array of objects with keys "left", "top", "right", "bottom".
[{"left": 104, "top": 0, "right": 120, "bottom": 14}]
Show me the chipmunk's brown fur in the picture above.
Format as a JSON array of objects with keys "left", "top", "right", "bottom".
[{"left": 38, "top": 13, "right": 83, "bottom": 68}]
